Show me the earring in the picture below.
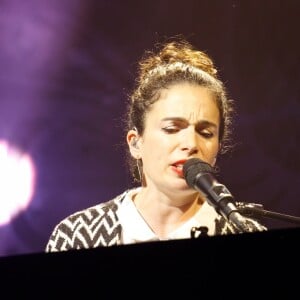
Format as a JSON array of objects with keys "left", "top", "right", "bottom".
[
  {"left": 136, "top": 159, "right": 142, "bottom": 181},
  {"left": 135, "top": 158, "right": 145, "bottom": 186}
]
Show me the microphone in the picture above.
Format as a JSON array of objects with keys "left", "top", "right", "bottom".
[{"left": 183, "top": 158, "right": 267, "bottom": 233}]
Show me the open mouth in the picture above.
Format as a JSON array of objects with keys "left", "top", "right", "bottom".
[{"left": 171, "top": 163, "right": 184, "bottom": 177}]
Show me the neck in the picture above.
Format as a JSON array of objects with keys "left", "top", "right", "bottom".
[{"left": 133, "top": 187, "right": 204, "bottom": 238}]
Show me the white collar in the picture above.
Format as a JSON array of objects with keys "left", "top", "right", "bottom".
[{"left": 117, "top": 188, "right": 219, "bottom": 244}]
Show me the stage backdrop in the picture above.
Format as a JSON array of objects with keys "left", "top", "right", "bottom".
[{"left": 0, "top": 0, "right": 299, "bottom": 257}]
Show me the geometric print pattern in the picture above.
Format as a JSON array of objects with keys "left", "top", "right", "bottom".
[
  {"left": 45, "top": 192, "right": 126, "bottom": 252},
  {"left": 45, "top": 189, "right": 266, "bottom": 253}
]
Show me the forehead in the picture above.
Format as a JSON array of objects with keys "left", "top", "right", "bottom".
[{"left": 147, "top": 83, "right": 220, "bottom": 124}]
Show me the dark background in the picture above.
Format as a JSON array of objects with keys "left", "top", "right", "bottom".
[{"left": 0, "top": 0, "right": 299, "bottom": 257}]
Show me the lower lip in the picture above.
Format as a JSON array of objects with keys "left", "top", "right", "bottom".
[{"left": 172, "top": 166, "right": 184, "bottom": 177}]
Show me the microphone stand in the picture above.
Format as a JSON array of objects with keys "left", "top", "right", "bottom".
[
  {"left": 191, "top": 202, "right": 300, "bottom": 238},
  {"left": 190, "top": 203, "right": 300, "bottom": 238},
  {"left": 236, "top": 202, "right": 300, "bottom": 225}
]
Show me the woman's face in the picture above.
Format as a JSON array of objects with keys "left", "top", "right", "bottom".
[{"left": 133, "top": 82, "right": 220, "bottom": 193}]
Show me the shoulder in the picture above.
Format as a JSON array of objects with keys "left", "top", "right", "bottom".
[
  {"left": 69, "top": 189, "right": 129, "bottom": 219},
  {"left": 45, "top": 189, "right": 134, "bottom": 252},
  {"left": 214, "top": 215, "right": 238, "bottom": 235},
  {"left": 54, "top": 189, "right": 131, "bottom": 227}
]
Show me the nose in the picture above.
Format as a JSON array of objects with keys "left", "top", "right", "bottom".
[{"left": 181, "top": 127, "right": 198, "bottom": 155}]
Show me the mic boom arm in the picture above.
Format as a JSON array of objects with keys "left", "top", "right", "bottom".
[{"left": 236, "top": 202, "right": 300, "bottom": 225}]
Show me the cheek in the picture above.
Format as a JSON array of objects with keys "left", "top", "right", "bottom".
[
  {"left": 211, "top": 143, "right": 220, "bottom": 161},
  {"left": 141, "top": 134, "right": 174, "bottom": 159},
  {"left": 201, "top": 138, "right": 219, "bottom": 159},
  {"left": 212, "top": 141, "right": 220, "bottom": 154}
]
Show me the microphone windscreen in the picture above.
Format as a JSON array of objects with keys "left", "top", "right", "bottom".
[{"left": 183, "top": 158, "right": 214, "bottom": 187}]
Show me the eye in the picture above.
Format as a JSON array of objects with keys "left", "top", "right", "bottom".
[
  {"left": 200, "top": 131, "right": 214, "bottom": 138},
  {"left": 196, "top": 122, "right": 218, "bottom": 139},
  {"left": 162, "top": 125, "right": 180, "bottom": 133}
]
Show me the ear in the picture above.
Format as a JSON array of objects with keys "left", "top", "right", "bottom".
[{"left": 127, "top": 129, "right": 141, "bottom": 159}]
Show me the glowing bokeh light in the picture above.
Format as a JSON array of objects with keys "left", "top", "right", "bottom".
[{"left": 0, "top": 139, "right": 36, "bottom": 226}]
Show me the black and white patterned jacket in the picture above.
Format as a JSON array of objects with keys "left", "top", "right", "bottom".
[{"left": 45, "top": 189, "right": 265, "bottom": 253}]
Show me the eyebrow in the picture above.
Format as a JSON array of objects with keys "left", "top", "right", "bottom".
[{"left": 161, "top": 117, "right": 218, "bottom": 128}]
